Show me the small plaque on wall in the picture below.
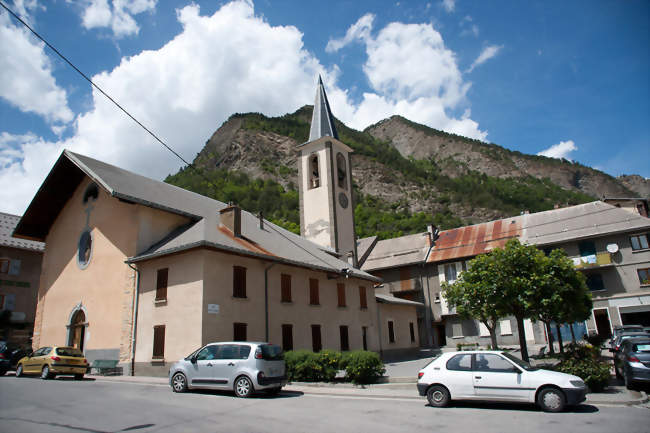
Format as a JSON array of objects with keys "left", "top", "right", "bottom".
[{"left": 207, "top": 304, "right": 220, "bottom": 315}]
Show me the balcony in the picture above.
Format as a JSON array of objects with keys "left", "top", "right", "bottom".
[{"left": 571, "top": 252, "right": 612, "bottom": 270}]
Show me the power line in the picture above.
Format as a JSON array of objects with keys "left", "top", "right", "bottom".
[{"left": 0, "top": 0, "right": 195, "bottom": 169}]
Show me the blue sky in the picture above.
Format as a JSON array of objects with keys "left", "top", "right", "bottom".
[{"left": 0, "top": 0, "right": 648, "bottom": 214}]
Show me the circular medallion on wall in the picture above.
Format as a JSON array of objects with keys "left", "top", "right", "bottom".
[{"left": 338, "top": 192, "right": 349, "bottom": 209}]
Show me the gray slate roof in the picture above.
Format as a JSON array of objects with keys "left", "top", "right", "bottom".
[
  {"left": 308, "top": 75, "right": 339, "bottom": 142},
  {"left": 25, "top": 150, "right": 378, "bottom": 282},
  {"left": 0, "top": 212, "right": 44, "bottom": 252},
  {"left": 362, "top": 232, "right": 430, "bottom": 271},
  {"left": 375, "top": 293, "right": 424, "bottom": 306}
]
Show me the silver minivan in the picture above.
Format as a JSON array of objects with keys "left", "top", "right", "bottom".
[{"left": 169, "top": 342, "right": 286, "bottom": 397}]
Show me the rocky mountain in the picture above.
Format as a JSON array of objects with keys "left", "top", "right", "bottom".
[{"left": 166, "top": 106, "right": 647, "bottom": 239}]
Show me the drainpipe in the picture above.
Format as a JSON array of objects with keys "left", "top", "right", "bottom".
[
  {"left": 264, "top": 263, "right": 275, "bottom": 342},
  {"left": 127, "top": 263, "right": 140, "bottom": 376},
  {"left": 376, "top": 300, "right": 383, "bottom": 359},
  {"left": 423, "top": 233, "right": 435, "bottom": 347}
]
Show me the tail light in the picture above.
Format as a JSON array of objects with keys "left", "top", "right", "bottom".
[
  {"left": 0, "top": 353, "right": 5, "bottom": 359},
  {"left": 83, "top": 358, "right": 88, "bottom": 364},
  {"left": 254, "top": 347, "right": 263, "bottom": 359},
  {"left": 418, "top": 372, "right": 424, "bottom": 379},
  {"left": 50, "top": 356, "right": 61, "bottom": 361},
  {"left": 628, "top": 355, "right": 640, "bottom": 363}
]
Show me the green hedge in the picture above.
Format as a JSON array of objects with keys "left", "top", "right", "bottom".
[
  {"left": 554, "top": 357, "right": 610, "bottom": 392},
  {"left": 284, "top": 350, "right": 385, "bottom": 384}
]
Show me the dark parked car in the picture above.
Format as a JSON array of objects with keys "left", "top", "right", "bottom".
[
  {"left": 614, "top": 337, "right": 650, "bottom": 390},
  {"left": 0, "top": 341, "right": 29, "bottom": 375},
  {"left": 609, "top": 332, "right": 649, "bottom": 353}
]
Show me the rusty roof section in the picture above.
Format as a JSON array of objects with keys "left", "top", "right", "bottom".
[{"left": 426, "top": 215, "right": 524, "bottom": 263}]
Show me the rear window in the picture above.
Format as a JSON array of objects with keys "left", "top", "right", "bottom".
[
  {"left": 261, "top": 344, "right": 284, "bottom": 361},
  {"left": 56, "top": 348, "right": 84, "bottom": 357},
  {"left": 634, "top": 344, "right": 650, "bottom": 352}
]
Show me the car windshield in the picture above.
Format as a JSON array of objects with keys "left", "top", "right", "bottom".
[
  {"left": 261, "top": 344, "right": 283, "bottom": 361},
  {"left": 501, "top": 352, "right": 537, "bottom": 371},
  {"left": 56, "top": 347, "right": 84, "bottom": 357},
  {"left": 633, "top": 343, "right": 650, "bottom": 352}
]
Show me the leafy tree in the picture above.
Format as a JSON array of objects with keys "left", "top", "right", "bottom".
[{"left": 443, "top": 253, "right": 509, "bottom": 350}]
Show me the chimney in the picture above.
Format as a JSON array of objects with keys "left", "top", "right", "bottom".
[{"left": 220, "top": 205, "right": 242, "bottom": 237}]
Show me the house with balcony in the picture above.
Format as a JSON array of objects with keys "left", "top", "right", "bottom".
[{"left": 362, "top": 199, "right": 650, "bottom": 348}]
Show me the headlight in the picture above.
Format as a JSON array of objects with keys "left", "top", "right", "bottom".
[{"left": 570, "top": 380, "right": 585, "bottom": 388}]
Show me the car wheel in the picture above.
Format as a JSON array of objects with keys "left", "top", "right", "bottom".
[
  {"left": 426, "top": 385, "right": 450, "bottom": 408},
  {"left": 15, "top": 364, "right": 23, "bottom": 378},
  {"left": 171, "top": 372, "right": 188, "bottom": 393},
  {"left": 41, "top": 366, "right": 52, "bottom": 380},
  {"left": 0, "top": 369, "right": 7, "bottom": 376},
  {"left": 74, "top": 374, "right": 84, "bottom": 380},
  {"left": 234, "top": 375, "right": 253, "bottom": 398},
  {"left": 624, "top": 372, "right": 636, "bottom": 391},
  {"left": 537, "top": 387, "right": 566, "bottom": 412}
]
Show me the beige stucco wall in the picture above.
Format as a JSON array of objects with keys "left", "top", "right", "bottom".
[
  {"left": 377, "top": 302, "right": 420, "bottom": 354},
  {"left": 134, "top": 250, "right": 205, "bottom": 366},
  {"left": 33, "top": 176, "right": 191, "bottom": 364}
]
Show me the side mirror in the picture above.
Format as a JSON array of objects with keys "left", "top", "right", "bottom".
[{"left": 190, "top": 355, "right": 197, "bottom": 364}]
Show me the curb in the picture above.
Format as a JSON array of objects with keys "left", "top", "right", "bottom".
[{"left": 586, "top": 390, "right": 648, "bottom": 406}]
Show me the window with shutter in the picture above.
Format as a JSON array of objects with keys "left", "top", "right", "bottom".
[
  {"left": 337, "top": 283, "right": 346, "bottom": 307},
  {"left": 359, "top": 286, "right": 367, "bottom": 309},
  {"left": 153, "top": 325, "right": 165, "bottom": 359},
  {"left": 409, "top": 322, "right": 415, "bottom": 343},
  {"left": 233, "top": 323, "right": 247, "bottom": 341},
  {"left": 233, "top": 266, "right": 247, "bottom": 298},
  {"left": 388, "top": 321, "right": 395, "bottom": 343},
  {"left": 339, "top": 325, "right": 349, "bottom": 351},
  {"left": 282, "top": 324, "right": 293, "bottom": 351},
  {"left": 311, "top": 324, "right": 322, "bottom": 352},
  {"left": 155, "top": 268, "right": 168, "bottom": 301},
  {"left": 281, "top": 274, "right": 292, "bottom": 302},
  {"left": 309, "top": 278, "right": 319, "bottom": 305}
]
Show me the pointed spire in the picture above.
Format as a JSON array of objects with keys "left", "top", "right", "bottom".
[{"left": 308, "top": 75, "right": 339, "bottom": 142}]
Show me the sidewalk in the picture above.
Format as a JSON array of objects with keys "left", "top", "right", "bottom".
[{"left": 87, "top": 374, "right": 648, "bottom": 406}]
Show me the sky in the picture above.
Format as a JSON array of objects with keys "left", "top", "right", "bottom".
[{"left": 0, "top": 0, "right": 648, "bottom": 215}]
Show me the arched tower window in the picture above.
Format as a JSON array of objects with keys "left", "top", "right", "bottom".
[
  {"left": 77, "top": 230, "right": 93, "bottom": 269},
  {"left": 309, "top": 154, "right": 320, "bottom": 189},
  {"left": 336, "top": 153, "right": 347, "bottom": 190}
]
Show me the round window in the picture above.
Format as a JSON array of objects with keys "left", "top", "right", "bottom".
[{"left": 77, "top": 231, "right": 93, "bottom": 269}]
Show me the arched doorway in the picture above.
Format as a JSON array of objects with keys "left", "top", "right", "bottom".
[{"left": 69, "top": 310, "right": 86, "bottom": 351}]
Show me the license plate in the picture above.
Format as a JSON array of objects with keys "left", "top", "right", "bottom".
[{"left": 270, "top": 368, "right": 279, "bottom": 376}]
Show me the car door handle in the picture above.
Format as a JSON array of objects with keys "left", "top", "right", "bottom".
[
  {"left": 228, "top": 362, "right": 235, "bottom": 366},
  {"left": 207, "top": 363, "right": 213, "bottom": 367},
  {"left": 475, "top": 376, "right": 482, "bottom": 379}
]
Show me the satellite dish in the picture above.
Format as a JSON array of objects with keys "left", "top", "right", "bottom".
[{"left": 606, "top": 243, "right": 619, "bottom": 254}]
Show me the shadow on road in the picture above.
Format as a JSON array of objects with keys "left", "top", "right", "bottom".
[
  {"left": 189, "top": 389, "right": 304, "bottom": 399},
  {"left": 426, "top": 401, "right": 599, "bottom": 413}
]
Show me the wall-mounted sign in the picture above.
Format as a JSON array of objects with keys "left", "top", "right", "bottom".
[{"left": 207, "top": 304, "right": 220, "bottom": 315}]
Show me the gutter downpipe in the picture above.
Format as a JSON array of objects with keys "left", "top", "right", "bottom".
[
  {"left": 264, "top": 263, "right": 276, "bottom": 342},
  {"left": 376, "top": 299, "right": 383, "bottom": 359},
  {"left": 423, "top": 237, "right": 435, "bottom": 347},
  {"left": 127, "top": 263, "right": 140, "bottom": 376}
]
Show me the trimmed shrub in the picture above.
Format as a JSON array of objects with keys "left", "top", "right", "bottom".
[
  {"left": 554, "top": 357, "right": 610, "bottom": 392},
  {"left": 585, "top": 333, "right": 607, "bottom": 349},
  {"left": 284, "top": 350, "right": 322, "bottom": 382},
  {"left": 561, "top": 343, "right": 600, "bottom": 361},
  {"left": 343, "top": 350, "right": 385, "bottom": 384}
]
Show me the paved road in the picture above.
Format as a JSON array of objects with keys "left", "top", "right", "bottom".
[{"left": 0, "top": 375, "right": 648, "bottom": 433}]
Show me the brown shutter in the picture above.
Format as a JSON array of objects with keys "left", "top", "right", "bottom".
[
  {"left": 337, "top": 283, "right": 346, "bottom": 307},
  {"left": 359, "top": 286, "right": 367, "bottom": 309},
  {"left": 233, "top": 323, "right": 247, "bottom": 341},
  {"left": 410, "top": 322, "right": 415, "bottom": 343},
  {"left": 281, "top": 274, "right": 292, "bottom": 302},
  {"left": 339, "top": 325, "right": 349, "bottom": 351},
  {"left": 153, "top": 325, "right": 165, "bottom": 358},
  {"left": 311, "top": 324, "right": 322, "bottom": 352},
  {"left": 309, "top": 278, "right": 319, "bottom": 305},
  {"left": 282, "top": 324, "right": 293, "bottom": 351},
  {"left": 388, "top": 321, "right": 395, "bottom": 343},
  {"left": 156, "top": 268, "right": 168, "bottom": 301},
  {"left": 233, "top": 266, "right": 246, "bottom": 298}
]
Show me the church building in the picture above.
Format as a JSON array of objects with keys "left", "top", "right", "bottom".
[{"left": 13, "top": 78, "right": 420, "bottom": 376}]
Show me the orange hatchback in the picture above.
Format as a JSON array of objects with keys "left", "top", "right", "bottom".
[{"left": 16, "top": 346, "right": 89, "bottom": 380}]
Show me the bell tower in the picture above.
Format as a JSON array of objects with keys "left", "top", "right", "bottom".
[{"left": 298, "top": 76, "right": 357, "bottom": 266}]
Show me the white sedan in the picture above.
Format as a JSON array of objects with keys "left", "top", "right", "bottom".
[{"left": 416, "top": 351, "right": 587, "bottom": 412}]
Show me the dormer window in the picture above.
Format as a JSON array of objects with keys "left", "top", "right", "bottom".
[
  {"left": 336, "top": 152, "right": 347, "bottom": 190},
  {"left": 309, "top": 154, "right": 320, "bottom": 189}
]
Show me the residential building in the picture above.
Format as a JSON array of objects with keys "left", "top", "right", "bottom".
[
  {"left": 0, "top": 212, "right": 44, "bottom": 347},
  {"left": 362, "top": 200, "right": 650, "bottom": 348}
]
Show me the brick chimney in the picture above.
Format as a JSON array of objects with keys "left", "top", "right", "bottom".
[{"left": 220, "top": 205, "right": 242, "bottom": 237}]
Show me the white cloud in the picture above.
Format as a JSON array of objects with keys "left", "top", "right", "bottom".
[
  {"left": 537, "top": 140, "right": 577, "bottom": 160},
  {"left": 81, "top": 0, "right": 157, "bottom": 38},
  {"left": 460, "top": 15, "right": 478, "bottom": 37},
  {"left": 467, "top": 44, "right": 503, "bottom": 72},
  {"left": 441, "top": 0, "right": 455, "bottom": 13},
  {"left": 0, "top": 11, "right": 74, "bottom": 125},
  {"left": 1, "top": 1, "right": 487, "bottom": 215},
  {"left": 326, "top": 13, "right": 374, "bottom": 52}
]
